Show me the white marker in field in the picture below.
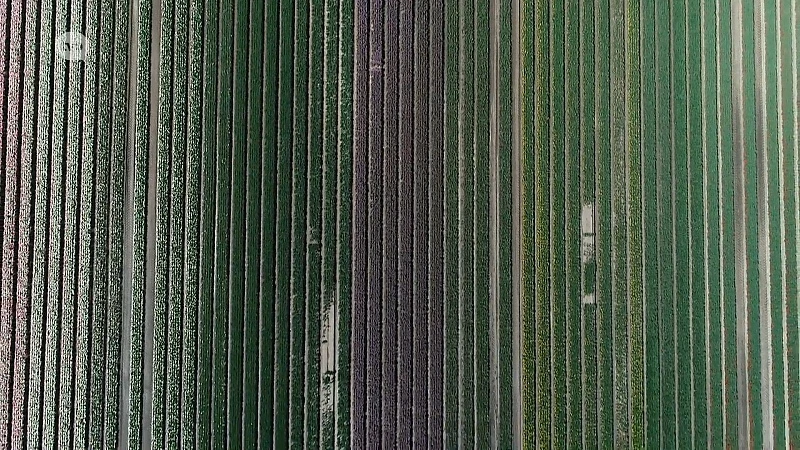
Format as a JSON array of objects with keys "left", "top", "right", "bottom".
[
  {"left": 581, "top": 203, "right": 595, "bottom": 263},
  {"left": 581, "top": 203, "right": 596, "bottom": 305}
]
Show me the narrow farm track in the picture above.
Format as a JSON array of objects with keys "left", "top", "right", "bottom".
[{"left": 0, "top": 0, "right": 797, "bottom": 448}]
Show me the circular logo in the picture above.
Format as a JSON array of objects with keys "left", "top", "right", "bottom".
[{"left": 56, "top": 31, "right": 88, "bottom": 61}]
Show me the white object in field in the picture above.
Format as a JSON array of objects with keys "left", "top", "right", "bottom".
[{"left": 581, "top": 203, "right": 595, "bottom": 264}]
